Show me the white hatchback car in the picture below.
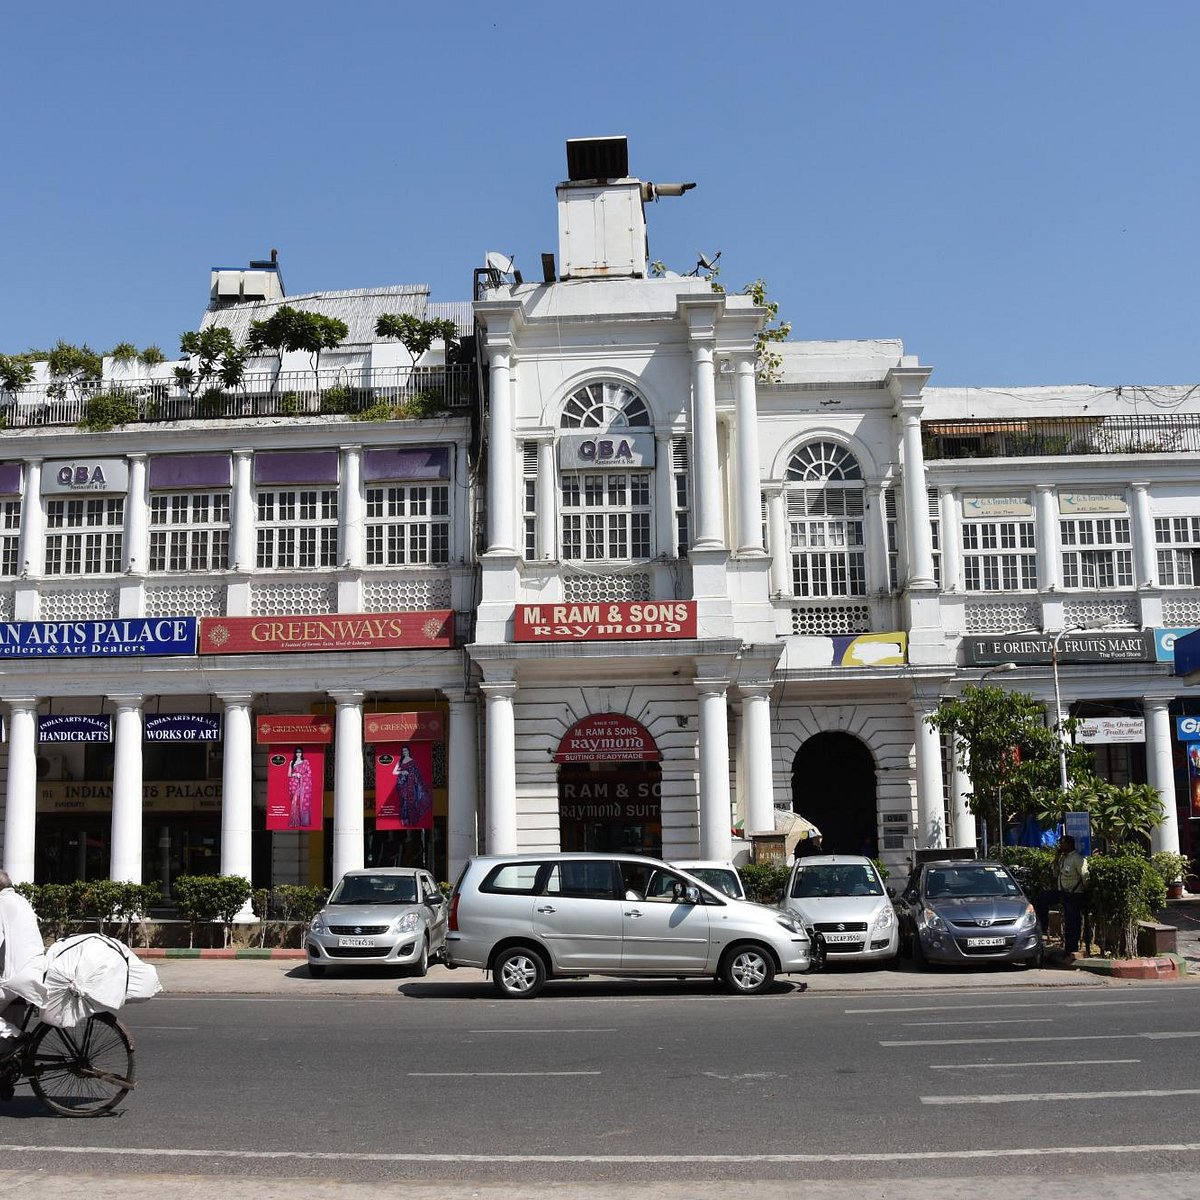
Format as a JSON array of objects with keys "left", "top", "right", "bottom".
[
  {"left": 672, "top": 861, "right": 747, "bottom": 901},
  {"left": 779, "top": 855, "right": 899, "bottom": 965}
]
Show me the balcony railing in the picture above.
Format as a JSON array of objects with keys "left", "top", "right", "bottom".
[
  {"left": 924, "top": 414, "right": 1200, "bottom": 460},
  {"left": 0, "top": 365, "right": 476, "bottom": 429}
]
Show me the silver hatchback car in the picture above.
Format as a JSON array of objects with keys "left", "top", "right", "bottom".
[
  {"left": 445, "top": 852, "right": 812, "bottom": 998},
  {"left": 306, "top": 867, "right": 448, "bottom": 978}
]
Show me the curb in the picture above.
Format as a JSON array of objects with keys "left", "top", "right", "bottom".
[
  {"left": 1072, "top": 954, "right": 1187, "bottom": 981},
  {"left": 138, "top": 948, "right": 307, "bottom": 960}
]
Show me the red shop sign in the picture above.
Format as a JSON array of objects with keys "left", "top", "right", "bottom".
[
  {"left": 256, "top": 714, "right": 335, "bottom": 744},
  {"left": 200, "top": 611, "right": 454, "bottom": 655},
  {"left": 363, "top": 712, "right": 445, "bottom": 743},
  {"left": 514, "top": 601, "right": 696, "bottom": 642},
  {"left": 553, "top": 713, "right": 661, "bottom": 763}
]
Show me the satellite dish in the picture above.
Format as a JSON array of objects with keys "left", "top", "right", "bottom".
[
  {"left": 486, "top": 251, "right": 515, "bottom": 275},
  {"left": 697, "top": 250, "right": 721, "bottom": 271}
]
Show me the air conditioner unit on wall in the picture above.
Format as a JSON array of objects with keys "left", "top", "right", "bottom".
[{"left": 36, "top": 753, "right": 68, "bottom": 781}]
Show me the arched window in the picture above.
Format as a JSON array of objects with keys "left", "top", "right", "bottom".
[
  {"left": 556, "top": 381, "right": 654, "bottom": 562},
  {"left": 784, "top": 441, "right": 866, "bottom": 597}
]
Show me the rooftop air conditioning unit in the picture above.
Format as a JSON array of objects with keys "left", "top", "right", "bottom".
[{"left": 36, "top": 753, "right": 68, "bottom": 781}]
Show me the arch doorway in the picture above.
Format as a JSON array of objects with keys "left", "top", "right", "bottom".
[{"left": 792, "top": 731, "right": 878, "bottom": 857}]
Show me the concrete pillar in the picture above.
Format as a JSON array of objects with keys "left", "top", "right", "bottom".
[
  {"left": 123, "top": 453, "right": 148, "bottom": 573},
  {"left": 109, "top": 696, "right": 144, "bottom": 882},
  {"left": 689, "top": 339, "right": 723, "bottom": 550},
  {"left": 447, "top": 696, "right": 479, "bottom": 878},
  {"left": 2, "top": 699, "right": 40, "bottom": 883},
  {"left": 949, "top": 739, "right": 976, "bottom": 850},
  {"left": 912, "top": 702, "right": 946, "bottom": 849},
  {"left": 331, "top": 690, "right": 365, "bottom": 885},
  {"left": 732, "top": 355, "right": 765, "bottom": 555},
  {"left": 654, "top": 431, "right": 677, "bottom": 560},
  {"left": 740, "top": 686, "right": 775, "bottom": 835},
  {"left": 1145, "top": 697, "right": 1182, "bottom": 857},
  {"left": 1035, "top": 483, "right": 1062, "bottom": 593},
  {"left": 230, "top": 449, "right": 255, "bottom": 572},
  {"left": 865, "top": 481, "right": 890, "bottom": 593},
  {"left": 940, "top": 488, "right": 962, "bottom": 591},
  {"left": 481, "top": 682, "right": 517, "bottom": 853},
  {"left": 1131, "top": 482, "right": 1156, "bottom": 589},
  {"left": 486, "top": 348, "right": 517, "bottom": 554},
  {"left": 765, "top": 486, "right": 790, "bottom": 597},
  {"left": 535, "top": 437, "right": 556, "bottom": 561},
  {"left": 219, "top": 693, "right": 256, "bottom": 919},
  {"left": 696, "top": 679, "right": 733, "bottom": 860},
  {"left": 340, "top": 444, "right": 364, "bottom": 569},
  {"left": 18, "top": 459, "right": 44, "bottom": 577},
  {"left": 897, "top": 404, "right": 935, "bottom": 587}
]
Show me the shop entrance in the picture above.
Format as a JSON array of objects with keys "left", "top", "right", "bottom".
[{"left": 792, "top": 731, "right": 878, "bottom": 857}]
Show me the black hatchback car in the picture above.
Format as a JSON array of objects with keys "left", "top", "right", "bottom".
[{"left": 894, "top": 859, "right": 1043, "bottom": 967}]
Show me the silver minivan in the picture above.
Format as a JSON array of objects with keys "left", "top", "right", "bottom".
[{"left": 445, "top": 853, "right": 812, "bottom": 997}]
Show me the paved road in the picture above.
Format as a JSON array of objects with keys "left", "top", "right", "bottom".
[{"left": 2, "top": 972, "right": 1199, "bottom": 1193}]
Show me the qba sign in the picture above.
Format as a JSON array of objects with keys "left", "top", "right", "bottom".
[
  {"left": 558, "top": 432, "right": 655, "bottom": 470},
  {"left": 963, "top": 631, "right": 1155, "bottom": 666},
  {"left": 42, "top": 459, "right": 129, "bottom": 495}
]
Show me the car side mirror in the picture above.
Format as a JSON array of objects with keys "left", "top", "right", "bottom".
[
  {"left": 684, "top": 885, "right": 701, "bottom": 905},
  {"left": 885, "top": 886, "right": 896, "bottom": 899}
]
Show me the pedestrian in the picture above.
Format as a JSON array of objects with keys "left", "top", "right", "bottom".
[
  {"left": 1, "top": 869, "right": 48, "bottom": 1056},
  {"left": 1035, "top": 834, "right": 1089, "bottom": 955}
]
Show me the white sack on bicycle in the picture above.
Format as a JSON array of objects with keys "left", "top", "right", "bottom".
[{"left": 39, "top": 934, "right": 163, "bottom": 1028}]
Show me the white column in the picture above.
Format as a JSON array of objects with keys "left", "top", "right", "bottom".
[
  {"left": 696, "top": 679, "right": 733, "bottom": 860},
  {"left": 898, "top": 404, "right": 935, "bottom": 587},
  {"left": 732, "top": 355, "right": 765, "bottom": 555},
  {"left": 1145, "top": 697, "right": 1182, "bottom": 857},
  {"left": 1131, "top": 482, "right": 1156, "bottom": 589},
  {"left": 122, "top": 454, "right": 148, "bottom": 573},
  {"left": 912, "top": 702, "right": 946, "bottom": 849},
  {"left": 535, "top": 437, "right": 556, "bottom": 560},
  {"left": 218, "top": 693, "right": 256, "bottom": 916},
  {"left": 447, "top": 697, "right": 479, "bottom": 878},
  {"left": 481, "top": 682, "right": 517, "bottom": 853},
  {"left": 765, "top": 486, "right": 790, "bottom": 596},
  {"left": 1035, "top": 483, "right": 1062, "bottom": 592},
  {"left": 949, "top": 738, "right": 976, "bottom": 850},
  {"left": 740, "top": 686, "right": 775, "bottom": 835},
  {"left": 18, "top": 459, "right": 44, "bottom": 576},
  {"left": 340, "top": 444, "right": 364, "bottom": 569},
  {"left": 2, "top": 699, "right": 40, "bottom": 883},
  {"left": 230, "top": 449, "right": 255, "bottom": 571},
  {"left": 109, "top": 696, "right": 144, "bottom": 882},
  {"left": 487, "top": 347, "right": 517, "bottom": 553},
  {"left": 654, "top": 431, "right": 677, "bottom": 560},
  {"left": 330, "top": 690, "right": 365, "bottom": 885},
  {"left": 940, "top": 488, "right": 962, "bottom": 591},
  {"left": 689, "top": 339, "right": 723, "bottom": 549},
  {"left": 865, "top": 482, "right": 890, "bottom": 593}
]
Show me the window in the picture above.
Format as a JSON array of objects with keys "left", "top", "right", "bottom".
[
  {"left": 522, "top": 442, "right": 538, "bottom": 561},
  {"left": 45, "top": 497, "right": 124, "bottom": 576},
  {"left": 256, "top": 489, "right": 338, "bottom": 569},
  {"left": 149, "top": 491, "right": 229, "bottom": 572},
  {"left": 481, "top": 862, "right": 543, "bottom": 894},
  {"left": 560, "top": 381, "right": 650, "bottom": 429},
  {"left": 0, "top": 500, "right": 19, "bottom": 577},
  {"left": 1060, "top": 517, "right": 1132, "bottom": 590},
  {"left": 544, "top": 860, "right": 619, "bottom": 900},
  {"left": 785, "top": 442, "right": 866, "bottom": 597},
  {"left": 962, "top": 520, "right": 1038, "bottom": 592},
  {"left": 365, "top": 484, "right": 449, "bottom": 566},
  {"left": 561, "top": 471, "right": 652, "bottom": 561},
  {"left": 672, "top": 436, "right": 690, "bottom": 554},
  {"left": 1155, "top": 517, "right": 1200, "bottom": 587}
]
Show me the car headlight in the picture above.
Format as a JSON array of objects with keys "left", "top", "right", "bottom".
[
  {"left": 873, "top": 905, "right": 895, "bottom": 933},
  {"left": 309, "top": 914, "right": 326, "bottom": 933},
  {"left": 1017, "top": 903, "right": 1038, "bottom": 929},
  {"left": 921, "top": 907, "right": 947, "bottom": 932},
  {"left": 776, "top": 913, "right": 807, "bottom": 936},
  {"left": 393, "top": 911, "right": 420, "bottom": 934}
]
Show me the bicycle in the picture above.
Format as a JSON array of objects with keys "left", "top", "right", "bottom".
[{"left": 0, "top": 1000, "right": 135, "bottom": 1116}]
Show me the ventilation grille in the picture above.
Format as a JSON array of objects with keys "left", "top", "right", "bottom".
[
  {"left": 963, "top": 600, "right": 1040, "bottom": 634},
  {"left": 790, "top": 604, "right": 871, "bottom": 636},
  {"left": 363, "top": 575, "right": 453, "bottom": 611},
  {"left": 1062, "top": 598, "right": 1138, "bottom": 627},
  {"left": 40, "top": 587, "right": 119, "bottom": 620},
  {"left": 563, "top": 572, "right": 652, "bottom": 602},
  {"left": 1163, "top": 595, "right": 1200, "bottom": 626},
  {"left": 145, "top": 584, "right": 224, "bottom": 617},
  {"left": 566, "top": 136, "right": 628, "bottom": 181},
  {"left": 250, "top": 582, "right": 337, "bottom": 616}
]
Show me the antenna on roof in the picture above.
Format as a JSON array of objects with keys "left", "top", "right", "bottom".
[
  {"left": 686, "top": 250, "right": 721, "bottom": 277},
  {"left": 484, "top": 252, "right": 522, "bottom": 288}
]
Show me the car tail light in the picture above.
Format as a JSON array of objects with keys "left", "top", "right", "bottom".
[{"left": 448, "top": 891, "right": 460, "bottom": 932}]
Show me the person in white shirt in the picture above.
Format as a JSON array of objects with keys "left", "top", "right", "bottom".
[
  {"left": 1035, "top": 835, "right": 1090, "bottom": 954},
  {"left": 0, "top": 870, "right": 47, "bottom": 1038}
]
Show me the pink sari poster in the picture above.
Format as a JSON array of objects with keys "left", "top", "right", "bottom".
[
  {"left": 267, "top": 746, "right": 325, "bottom": 831},
  {"left": 375, "top": 742, "right": 434, "bottom": 830}
]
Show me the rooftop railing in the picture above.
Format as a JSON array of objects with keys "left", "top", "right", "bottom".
[
  {"left": 0, "top": 364, "right": 476, "bottom": 429},
  {"left": 923, "top": 414, "right": 1200, "bottom": 460}
]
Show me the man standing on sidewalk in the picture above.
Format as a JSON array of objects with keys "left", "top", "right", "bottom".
[{"left": 1035, "top": 835, "right": 1089, "bottom": 955}]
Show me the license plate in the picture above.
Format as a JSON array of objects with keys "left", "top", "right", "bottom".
[
  {"left": 966, "top": 936, "right": 1006, "bottom": 948},
  {"left": 338, "top": 936, "right": 374, "bottom": 948},
  {"left": 822, "top": 933, "right": 860, "bottom": 944}
]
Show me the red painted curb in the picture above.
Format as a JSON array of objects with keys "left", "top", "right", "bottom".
[
  {"left": 137, "top": 948, "right": 307, "bottom": 960},
  {"left": 1109, "top": 956, "right": 1182, "bottom": 981}
]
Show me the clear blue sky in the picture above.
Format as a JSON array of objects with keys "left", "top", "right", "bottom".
[{"left": 3, "top": 3, "right": 1197, "bottom": 387}]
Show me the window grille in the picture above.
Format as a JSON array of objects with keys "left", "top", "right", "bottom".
[
  {"left": 149, "top": 491, "right": 230, "bottom": 572},
  {"left": 256, "top": 489, "right": 338, "bottom": 569},
  {"left": 45, "top": 497, "right": 124, "bottom": 576},
  {"left": 365, "top": 484, "right": 450, "bottom": 566}
]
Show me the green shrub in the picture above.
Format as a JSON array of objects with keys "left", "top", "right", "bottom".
[
  {"left": 278, "top": 391, "right": 301, "bottom": 416},
  {"left": 274, "top": 884, "right": 328, "bottom": 946},
  {"left": 738, "top": 863, "right": 791, "bottom": 905},
  {"left": 196, "top": 387, "right": 226, "bottom": 418},
  {"left": 1087, "top": 854, "right": 1167, "bottom": 958},
  {"left": 997, "top": 846, "right": 1056, "bottom": 899},
  {"left": 172, "top": 875, "right": 223, "bottom": 948},
  {"left": 319, "top": 385, "right": 353, "bottom": 415},
  {"left": 210, "top": 875, "right": 252, "bottom": 948},
  {"left": 350, "top": 401, "right": 399, "bottom": 422},
  {"left": 78, "top": 391, "right": 139, "bottom": 432},
  {"left": 1149, "top": 851, "right": 1193, "bottom": 888},
  {"left": 84, "top": 879, "right": 127, "bottom": 935}
]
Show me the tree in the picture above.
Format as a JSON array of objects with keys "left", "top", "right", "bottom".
[
  {"left": 174, "top": 327, "right": 246, "bottom": 401},
  {"left": 246, "top": 305, "right": 347, "bottom": 393},
  {"left": 291, "top": 312, "right": 348, "bottom": 392},
  {"left": 45, "top": 340, "right": 103, "bottom": 402},
  {"left": 374, "top": 313, "right": 458, "bottom": 372},
  {"left": 0, "top": 353, "right": 35, "bottom": 397},
  {"left": 1037, "top": 780, "right": 1164, "bottom": 852},
  {"left": 742, "top": 278, "right": 792, "bottom": 383}
]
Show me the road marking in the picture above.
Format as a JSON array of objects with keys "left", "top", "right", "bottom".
[
  {"left": 922, "top": 1089, "right": 1200, "bottom": 1105},
  {"left": 902, "top": 1019, "right": 1053, "bottom": 1027},
  {"left": 930, "top": 1059, "right": 1141, "bottom": 1070},
  {"left": 407, "top": 1071, "right": 601, "bottom": 1077},
  {"left": 467, "top": 1028, "right": 617, "bottom": 1034},
  {"left": 121, "top": 1026, "right": 199, "bottom": 1032},
  {"left": 847, "top": 999, "right": 1157, "bottom": 1014},
  {"left": 3, "top": 1143, "right": 1200, "bottom": 1164},
  {"left": 882, "top": 1031, "right": 1200, "bottom": 1047}
]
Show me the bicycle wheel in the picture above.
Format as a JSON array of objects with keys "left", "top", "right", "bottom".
[{"left": 29, "top": 1012, "right": 135, "bottom": 1117}]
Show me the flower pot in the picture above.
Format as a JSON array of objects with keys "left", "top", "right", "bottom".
[{"left": 1167, "top": 882, "right": 1185, "bottom": 900}]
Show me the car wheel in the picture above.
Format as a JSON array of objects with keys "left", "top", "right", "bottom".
[
  {"left": 493, "top": 947, "right": 546, "bottom": 999},
  {"left": 307, "top": 962, "right": 327, "bottom": 978},
  {"left": 808, "top": 932, "right": 827, "bottom": 973},
  {"left": 410, "top": 938, "right": 429, "bottom": 978},
  {"left": 720, "top": 945, "right": 776, "bottom": 995}
]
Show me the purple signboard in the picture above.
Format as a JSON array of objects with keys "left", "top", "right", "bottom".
[
  {"left": 148, "top": 455, "right": 231, "bottom": 489},
  {"left": 253, "top": 450, "right": 339, "bottom": 486},
  {"left": 0, "top": 463, "right": 22, "bottom": 496},
  {"left": 144, "top": 714, "right": 223, "bottom": 742},
  {"left": 38, "top": 715, "right": 113, "bottom": 743},
  {"left": 363, "top": 447, "right": 450, "bottom": 482}
]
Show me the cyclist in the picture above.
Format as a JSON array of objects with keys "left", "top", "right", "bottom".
[{"left": 0, "top": 870, "right": 46, "bottom": 1038}]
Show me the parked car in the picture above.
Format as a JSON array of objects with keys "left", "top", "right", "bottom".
[
  {"left": 445, "top": 852, "right": 813, "bottom": 998},
  {"left": 306, "top": 867, "right": 448, "bottom": 978},
  {"left": 779, "top": 855, "right": 898, "bottom": 965},
  {"left": 671, "top": 860, "right": 747, "bottom": 901},
  {"left": 893, "top": 859, "right": 1043, "bottom": 968}
]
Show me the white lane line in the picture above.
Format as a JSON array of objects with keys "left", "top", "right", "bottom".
[
  {"left": 407, "top": 1071, "right": 600, "bottom": 1077},
  {"left": 3, "top": 1143, "right": 1200, "bottom": 1164},
  {"left": 902, "top": 1019, "right": 1053, "bottom": 1027},
  {"left": 882, "top": 1031, "right": 1200, "bottom": 1047},
  {"left": 922, "top": 1089, "right": 1200, "bottom": 1105},
  {"left": 847, "top": 999, "right": 1157, "bottom": 1014},
  {"left": 122, "top": 1026, "right": 199, "bottom": 1032},
  {"left": 930, "top": 1059, "right": 1141, "bottom": 1070},
  {"left": 467, "top": 1028, "right": 617, "bottom": 1034}
]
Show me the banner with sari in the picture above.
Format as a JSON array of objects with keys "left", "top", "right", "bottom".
[
  {"left": 266, "top": 745, "right": 325, "bottom": 831},
  {"left": 374, "top": 742, "right": 434, "bottom": 830}
]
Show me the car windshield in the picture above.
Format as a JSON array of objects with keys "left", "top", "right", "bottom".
[
  {"left": 923, "top": 865, "right": 1020, "bottom": 900},
  {"left": 791, "top": 864, "right": 883, "bottom": 899},
  {"left": 684, "top": 868, "right": 740, "bottom": 898},
  {"left": 329, "top": 874, "right": 418, "bottom": 905}
]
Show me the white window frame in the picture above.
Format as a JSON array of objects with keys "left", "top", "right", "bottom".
[
  {"left": 560, "top": 470, "right": 652, "bottom": 562},
  {"left": 0, "top": 499, "right": 19, "bottom": 577},
  {"left": 962, "top": 519, "right": 1038, "bottom": 592},
  {"left": 365, "top": 482, "right": 450, "bottom": 566},
  {"left": 149, "top": 490, "right": 230, "bottom": 573},
  {"left": 256, "top": 488, "right": 339, "bottom": 570},
  {"left": 1155, "top": 516, "right": 1200, "bottom": 587},
  {"left": 1060, "top": 516, "right": 1132, "bottom": 590},
  {"left": 785, "top": 441, "right": 866, "bottom": 598},
  {"left": 45, "top": 497, "right": 124, "bottom": 576}
]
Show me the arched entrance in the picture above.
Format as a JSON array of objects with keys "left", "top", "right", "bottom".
[
  {"left": 555, "top": 713, "right": 662, "bottom": 856},
  {"left": 792, "top": 731, "right": 878, "bottom": 857}
]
